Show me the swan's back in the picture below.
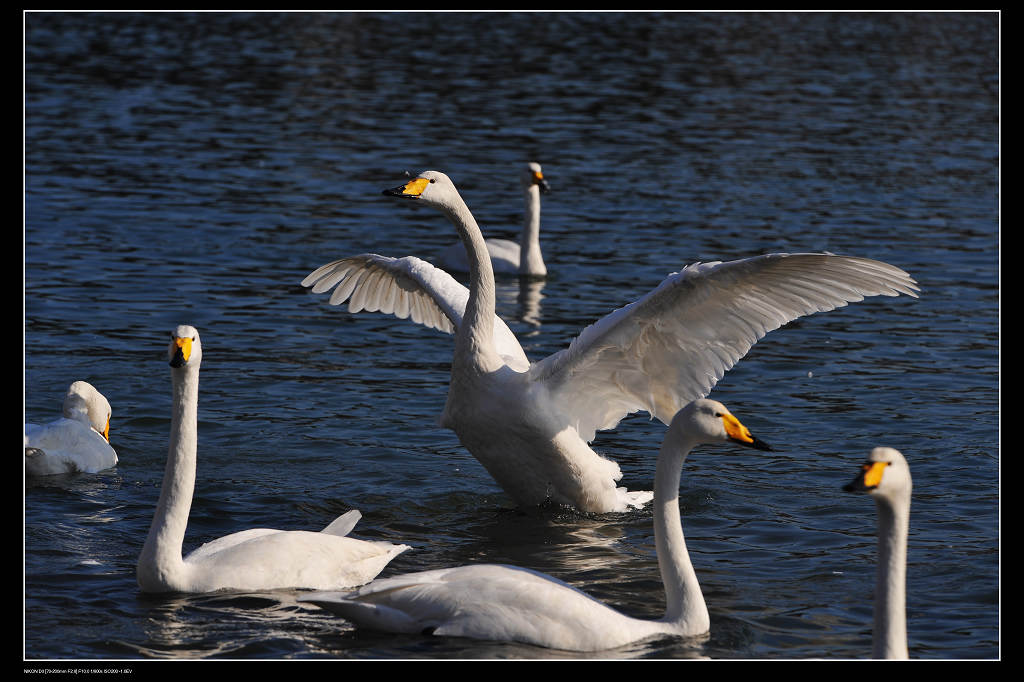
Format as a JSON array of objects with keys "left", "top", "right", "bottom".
[
  {"left": 301, "top": 564, "right": 665, "bottom": 651},
  {"left": 25, "top": 419, "right": 115, "bottom": 475},
  {"left": 181, "top": 528, "right": 409, "bottom": 593}
]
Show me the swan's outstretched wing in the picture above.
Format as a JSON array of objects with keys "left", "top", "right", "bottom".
[
  {"left": 530, "top": 253, "right": 919, "bottom": 442},
  {"left": 301, "top": 254, "right": 530, "bottom": 371}
]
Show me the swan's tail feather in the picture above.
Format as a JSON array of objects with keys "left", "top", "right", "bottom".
[{"left": 321, "top": 510, "right": 362, "bottom": 537}]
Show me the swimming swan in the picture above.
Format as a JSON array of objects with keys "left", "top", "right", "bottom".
[
  {"left": 437, "top": 161, "right": 550, "bottom": 277},
  {"left": 301, "top": 170, "right": 919, "bottom": 514},
  {"left": 299, "top": 399, "right": 770, "bottom": 652},
  {"left": 25, "top": 380, "right": 117, "bottom": 476},
  {"left": 843, "top": 446, "right": 912, "bottom": 659},
  {"left": 136, "top": 324, "right": 410, "bottom": 594}
]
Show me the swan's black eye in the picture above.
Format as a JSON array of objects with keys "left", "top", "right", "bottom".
[{"left": 429, "top": 178, "right": 436, "bottom": 183}]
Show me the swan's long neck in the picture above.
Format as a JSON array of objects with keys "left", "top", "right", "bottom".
[
  {"left": 442, "top": 199, "right": 503, "bottom": 374},
  {"left": 518, "top": 185, "right": 545, "bottom": 276},
  {"left": 653, "top": 433, "right": 709, "bottom": 634},
  {"left": 873, "top": 494, "right": 910, "bottom": 659},
  {"left": 137, "top": 363, "right": 199, "bottom": 591}
]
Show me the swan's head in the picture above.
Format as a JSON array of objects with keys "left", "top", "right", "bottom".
[
  {"left": 168, "top": 324, "right": 202, "bottom": 369},
  {"left": 63, "top": 381, "right": 112, "bottom": 442},
  {"left": 843, "top": 447, "right": 912, "bottom": 501},
  {"left": 671, "top": 399, "right": 772, "bottom": 450},
  {"left": 382, "top": 170, "right": 460, "bottom": 210},
  {"left": 523, "top": 162, "right": 550, "bottom": 194}
]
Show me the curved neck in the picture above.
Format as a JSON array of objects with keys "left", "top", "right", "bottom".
[
  {"left": 63, "top": 404, "right": 93, "bottom": 430},
  {"left": 653, "top": 433, "right": 709, "bottom": 633},
  {"left": 441, "top": 199, "right": 502, "bottom": 373},
  {"left": 518, "top": 185, "right": 545, "bottom": 276},
  {"left": 137, "top": 364, "right": 198, "bottom": 590},
  {"left": 873, "top": 495, "right": 909, "bottom": 659}
]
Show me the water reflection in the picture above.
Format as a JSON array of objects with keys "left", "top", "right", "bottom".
[
  {"left": 132, "top": 591, "right": 334, "bottom": 659},
  {"left": 516, "top": 277, "right": 546, "bottom": 330},
  {"left": 494, "top": 276, "right": 546, "bottom": 333}
]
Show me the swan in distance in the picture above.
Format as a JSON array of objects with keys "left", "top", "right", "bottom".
[
  {"left": 300, "top": 399, "right": 771, "bottom": 652},
  {"left": 25, "top": 380, "right": 117, "bottom": 476},
  {"left": 136, "top": 324, "right": 409, "bottom": 594},
  {"left": 843, "top": 446, "right": 912, "bottom": 659},
  {"left": 437, "top": 161, "right": 550, "bottom": 277},
  {"left": 301, "top": 170, "right": 919, "bottom": 513}
]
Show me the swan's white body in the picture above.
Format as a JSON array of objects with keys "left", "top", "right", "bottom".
[
  {"left": 437, "top": 162, "right": 549, "bottom": 277},
  {"left": 302, "top": 170, "right": 920, "bottom": 513},
  {"left": 136, "top": 325, "right": 409, "bottom": 594},
  {"left": 300, "top": 399, "right": 770, "bottom": 652},
  {"left": 844, "top": 446, "right": 912, "bottom": 659},
  {"left": 25, "top": 381, "right": 117, "bottom": 476}
]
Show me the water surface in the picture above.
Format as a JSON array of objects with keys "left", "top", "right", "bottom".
[{"left": 25, "top": 11, "right": 998, "bottom": 660}]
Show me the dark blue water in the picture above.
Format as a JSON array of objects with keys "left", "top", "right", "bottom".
[{"left": 25, "top": 12, "right": 998, "bottom": 660}]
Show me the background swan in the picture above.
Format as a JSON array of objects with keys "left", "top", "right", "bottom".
[
  {"left": 300, "top": 399, "right": 770, "bottom": 652},
  {"left": 136, "top": 324, "right": 409, "bottom": 594},
  {"left": 437, "top": 161, "right": 550, "bottom": 277},
  {"left": 25, "top": 380, "right": 117, "bottom": 476},
  {"left": 843, "top": 446, "right": 912, "bottom": 659},
  {"left": 301, "top": 170, "right": 919, "bottom": 514}
]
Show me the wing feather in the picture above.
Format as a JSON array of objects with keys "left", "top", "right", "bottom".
[
  {"left": 530, "top": 253, "right": 919, "bottom": 442},
  {"left": 302, "top": 254, "right": 530, "bottom": 371}
]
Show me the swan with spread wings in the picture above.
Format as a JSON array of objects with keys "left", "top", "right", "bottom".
[{"left": 301, "top": 170, "right": 919, "bottom": 513}]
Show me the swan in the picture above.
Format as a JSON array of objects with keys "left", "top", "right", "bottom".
[
  {"left": 301, "top": 170, "right": 920, "bottom": 514},
  {"left": 25, "top": 380, "right": 117, "bottom": 476},
  {"left": 843, "top": 446, "right": 912, "bottom": 659},
  {"left": 299, "top": 399, "right": 771, "bottom": 652},
  {"left": 437, "top": 161, "right": 550, "bottom": 277},
  {"left": 136, "top": 324, "right": 410, "bottom": 594}
]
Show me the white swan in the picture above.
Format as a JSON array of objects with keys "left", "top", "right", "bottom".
[
  {"left": 299, "top": 399, "right": 770, "bottom": 652},
  {"left": 25, "top": 380, "right": 117, "bottom": 476},
  {"left": 136, "top": 324, "right": 410, "bottom": 594},
  {"left": 301, "top": 170, "right": 920, "bottom": 513},
  {"left": 843, "top": 446, "right": 912, "bottom": 659},
  {"left": 437, "top": 161, "right": 550, "bottom": 277}
]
